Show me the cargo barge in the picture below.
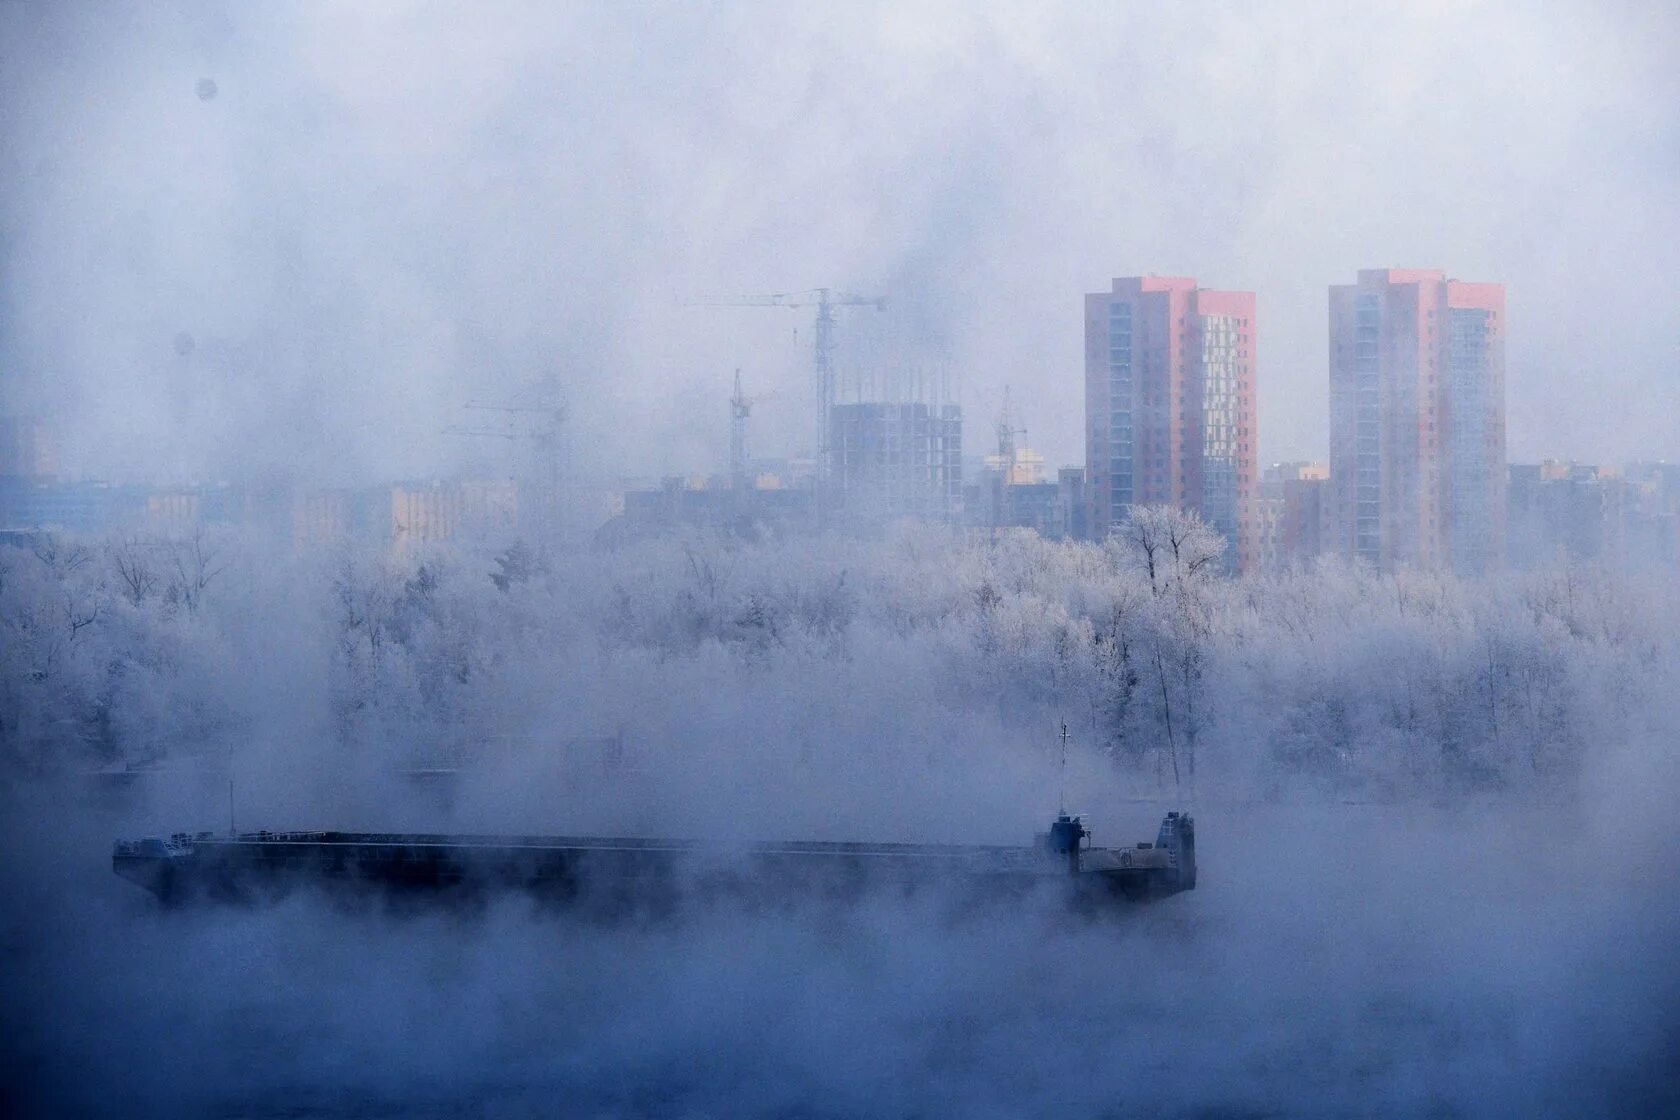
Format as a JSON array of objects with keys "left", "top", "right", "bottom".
[{"left": 113, "top": 810, "right": 1195, "bottom": 910}]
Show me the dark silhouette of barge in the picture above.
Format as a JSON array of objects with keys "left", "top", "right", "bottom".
[{"left": 113, "top": 811, "right": 1195, "bottom": 910}]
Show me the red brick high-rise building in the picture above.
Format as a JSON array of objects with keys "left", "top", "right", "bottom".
[
  {"left": 1328, "top": 269, "right": 1505, "bottom": 574},
  {"left": 1084, "top": 276, "right": 1258, "bottom": 569}
]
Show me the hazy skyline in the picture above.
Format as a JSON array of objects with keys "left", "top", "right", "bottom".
[
  {"left": 6, "top": 9, "right": 1679, "bottom": 1114},
  {"left": 2, "top": 1, "right": 1676, "bottom": 485}
]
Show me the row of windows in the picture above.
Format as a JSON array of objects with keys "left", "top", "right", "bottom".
[{"left": 1104, "top": 310, "right": 1136, "bottom": 511}]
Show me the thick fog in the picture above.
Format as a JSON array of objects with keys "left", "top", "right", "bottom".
[
  {"left": 7, "top": 797, "right": 1674, "bottom": 1117},
  {"left": 3, "top": 528, "right": 1679, "bottom": 1115},
  {"left": 2, "top": 2, "right": 1677, "bottom": 477},
  {"left": 3, "top": 3, "right": 1679, "bottom": 1117}
]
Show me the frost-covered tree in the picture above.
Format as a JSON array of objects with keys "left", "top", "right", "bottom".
[
  {"left": 1110, "top": 506, "right": 1226, "bottom": 792},
  {"left": 0, "top": 525, "right": 1672, "bottom": 801}
]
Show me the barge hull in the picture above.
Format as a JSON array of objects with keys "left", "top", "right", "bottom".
[{"left": 114, "top": 813, "right": 1196, "bottom": 910}]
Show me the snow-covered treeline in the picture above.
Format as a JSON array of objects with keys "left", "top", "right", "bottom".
[{"left": 1, "top": 513, "right": 1673, "bottom": 802}]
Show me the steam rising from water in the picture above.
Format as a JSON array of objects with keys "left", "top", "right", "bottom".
[
  {"left": 5, "top": 783, "right": 1676, "bottom": 1118},
  {"left": 2, "top": 2, "right": 1677, "bottom": 1112},
  {"left": 1, "top": 526, "right": 1677, "bottom": 1113}
]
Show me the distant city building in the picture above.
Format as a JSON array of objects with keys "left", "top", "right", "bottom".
[
  {"left": 1507, "top": 461, "right": 1615, "bottom": 567},
  {"left": 1329, "top": 269, "right": 1505, "bottom": 574},
  {"left": 0, "top": 474, "right": 526, "bottom": 553},
  {"left": 1623, "top": 462, "right": 1680, "bottom": 569},
  {"left": 981, "top": 398, "right": 1046, "bottom": 487},
  {"left": 967, "top": 470, "right": 1087, "bottom": 540},
  {"left": 973, "top": 392, "right": 1067, "bottom": 536},
  {"left": 1508, "top": 460, "right": 1679, "bottom": 571},
  {"left": 0, "top": 416, "right": 57, "bottom": 480},
  {"left": 982, "top": 444, "right": 1046, "bottom": 487},
  {"left": 0, "top": 479, "right": 145, "bottom": 534},
  {"left": 291, "top": 487, "right": 390, "bottom": 550},
  {"left": 390, "top": 479, "right": 519, "bottom": 555},
  {"left": 827, "top": 401, "right": 962, "bottom": 525},
  {"left": 0, "top": 477, "right": 249, "bottom": 537},
  {"left": 1256, "top": 462, "right": 1328, "bottom": 569},
  {"left": 1057, "top": 467, "right": 1089, "bottom": 541},
  {"left": 607, "top": 475, "right": 812, "bottom": 542},
  {"left": 1280, "top": 470, "right": 1329, "bottom": 568},
  {"left": 1085, "top": 276, "right": 1258, "bottom": 569},
  {"left": 981, "top": 480, "right": 1057, "bottom": 535},
  {"left": 290, "top": 479, "right": 527, "bottom": 553}
]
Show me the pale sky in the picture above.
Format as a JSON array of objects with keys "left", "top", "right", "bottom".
[{"left": 2, "top": 1, "right": 1676, "bottom": 484}]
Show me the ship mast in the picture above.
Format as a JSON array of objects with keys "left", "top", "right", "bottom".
[{"left": 1058, "top": 721, "right": 1069, "bottom": 816}]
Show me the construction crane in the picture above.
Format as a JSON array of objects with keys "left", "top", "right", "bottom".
[
  {"left": 728, "top": 370, "right": 754, "bottom": 490},
  {"left": 443, "top": 375, "right": 568, "bottom": 546},
  {"left": 728, "top": 369, "right": 782, "bottom": 498},
  {"left": 696, "top": 288, "right": 886, "bottom": 521},
  {"left": 995, "top": 385, "right": 1028, "bottom": 473},
  {"left": 985, "top": 386, "right": 1032, "bottom": 538}
]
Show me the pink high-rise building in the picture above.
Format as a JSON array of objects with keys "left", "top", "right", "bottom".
[
  {"left": 1328, "top": 269, "right": 1505, "bottom": 574},
  {"left": 1084, "top": 276, "right": 1258, "bottom": 569}
]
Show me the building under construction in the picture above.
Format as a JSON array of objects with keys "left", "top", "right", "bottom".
[
  {"left": 697, "top": 290, "right": 965, "bottom": 530},
  {"left": 827, "top": 394, "right": 962, "bottom": 526}
]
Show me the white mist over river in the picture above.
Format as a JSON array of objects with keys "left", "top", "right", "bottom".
[
  {"left": 4, "top": 780, "right": 1674, "bottom": 1118},
  {"left": 3, "top": 529, "right": 1679, "bottom": 1116},
  {"left": 4, "top": 2, "right": 1678, "bottom": 1114}
]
